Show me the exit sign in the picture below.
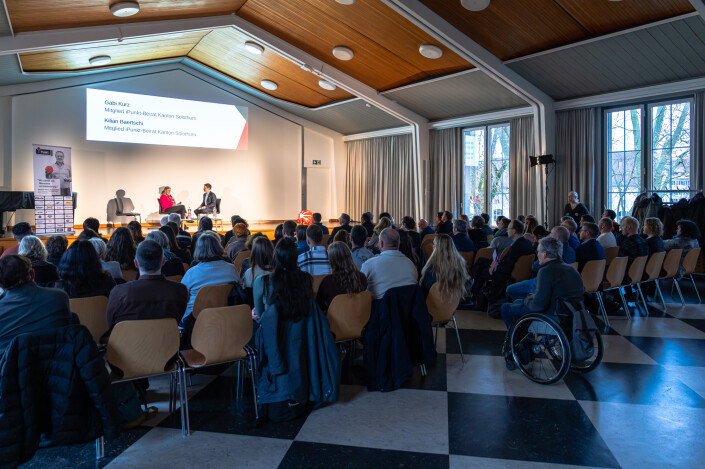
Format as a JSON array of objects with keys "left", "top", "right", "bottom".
[{"left": 312, "top": 159, "right": 322, "bottom": 165}]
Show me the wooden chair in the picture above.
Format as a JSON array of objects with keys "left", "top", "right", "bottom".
[
  {"left": 121, "top": 269, "right": 138, "bottom": 282},
  {"left": 322, "top": 234, "right": 330, "bottom": 246},
  {"left": 182, "top": 263, "right": 189, "bottom": 272},
  {"left": 70, "top": 296, "right": 109, "bottom": 343},
  {"left": 605, "top": 246, "right": 620, "bottom": 265},
  {"left": 426, "top": 283, "right": 464, "bottom": 361},
  {"left": 674, "top": 247, "right": 702, "bottom": 304},
  {"left": 422, "top": 234, "right": 435, "bottom": 244},
  {"left": 422, "top": 238, "right": 435, "bottom": 261},
  {"left": 327, "top": 291, "right": 372, "bottom": 343},
  {"left": 581, "top": 259, "right": 608, "bottom": 328},
  {"left": 657, "top": 249, "right": 683, "bottom": 308},
  {"left": 312, "top": 274, "right": 327, "bottom": 296},
  {"left": 233, "top": 250, "right": 251, "bottom": 276},
  {"left": 499, "top": 247, "right": 510, "bottom": 260},
  {"left": 510, "top": 254, "right": 535, "bottom": 283},
  {"left": 166, "top": 275, "right": 183, "bottom": 282},
  {"left": 486, "top": 234, "right": 493, "bottom": 244},
  {"left": 180, "top": 305, "right": 258, "bottom": 418},
  {"left": 637, "top": 251, "right": 666, "bottom": 310},
  {"left": 619, "top": 255, "right": 648, "bottom": 319},
  {"left": 473, "top": 247, "right": 494, "bottom": 265},
  {"left": 569, "top": 262, "right": 578, "bottom": 270},
  {"left": 601, "top": 257, "right": 628, "bottom": 318},
  {"left": 106, "top": 318, "right": 189, "bottom": 437},
  {"left": 459, "top": 251, "right": 474, "bottom": 273},
  {"left": 191, "top": 284, "right": 233, "bottom": 320}
]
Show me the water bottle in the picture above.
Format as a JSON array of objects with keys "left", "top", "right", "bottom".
[{"left": 188, "top": 208, "right": 191, "bottom": 218}]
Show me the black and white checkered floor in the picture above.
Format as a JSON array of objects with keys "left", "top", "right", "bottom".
[{"left": 23, "top": 278, "right": 705, "bottom": 469}]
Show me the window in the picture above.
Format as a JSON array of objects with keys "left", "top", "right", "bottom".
[
  {"left": 463, "top": 123, "right": 510, "bottom": 218},
  {"left": 605, "top": 98, "right": 692, "bottom": 218}
]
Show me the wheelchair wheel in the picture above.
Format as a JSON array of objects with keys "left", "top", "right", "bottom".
[
  {"left": 569, "top": 330, "right": 603, "bottom": 374},
  {"left": 509, "top": 313, "right": 571, "bottom": 385}
]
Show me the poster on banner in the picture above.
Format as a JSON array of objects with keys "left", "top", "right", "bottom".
[{"left": 32, "top": 144, "right": 75, "bottom": 235}]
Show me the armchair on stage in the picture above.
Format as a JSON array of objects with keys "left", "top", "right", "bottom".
[{"left": 106, "top": 190, "right": 141, "bottom": 230}]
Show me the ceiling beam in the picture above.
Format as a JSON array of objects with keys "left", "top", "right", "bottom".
[{"left": 688, "top": 0, "right": 705, "bottom": 19}]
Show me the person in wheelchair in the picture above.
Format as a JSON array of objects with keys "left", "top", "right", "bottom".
[{"left": 500, "top": 236, "right": 584, "bottom": 332}]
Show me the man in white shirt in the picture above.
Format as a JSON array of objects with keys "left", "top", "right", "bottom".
[
  {"left": 360, "top": 228, "right": 417, "bottom": 300},
  {"left": 597, "top": 217, "right": 617, "bottom": 249}
]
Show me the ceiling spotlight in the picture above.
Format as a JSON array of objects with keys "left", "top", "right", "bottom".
[
  {"left": 335, "top": 0, "right": 356, "bottom": 4},
  {"left": 365, "top": 103, "right": 371, "bottom": 108},
  {"left": 110, "top": 1, "right": 140, "bottom": 17},
  {"left": 419, "top": 44, "right": 443, "bottom": 59},
  {"left": 89, "top": 55, "right": 112, "bottom": 66},
  {"left": 260, "top": 80, "right": 278, "bottom": 91},
  {"left": 332, "top": 46, "right": 354, "bottom": 61},
  {"left": 318, "top": 80, "right": 336, "bottom": 91},
  {"left": 244, "top": 41, "right": 265, "bottom": 55},
  {"left": 460, "top": 0, "right": 490, "bottom": 12}
]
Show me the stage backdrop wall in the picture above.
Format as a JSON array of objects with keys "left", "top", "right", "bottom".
[{"left": 7, "top": 69, "right": 314, "bottom": 225}]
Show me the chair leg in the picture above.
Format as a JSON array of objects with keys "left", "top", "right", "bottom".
[
  {"left": 236, "top": 361, "right": 242, "bottom": 398},
  {"left": 636, "top": 283, "right": 649, "bottom": 316},
  {"left": 596, "top": 293, "right": 610, "bottom": 332},
  {"left": 452, "top": 315, "right": 464, "bottom": 363},
  {"left": 655, "top": 279, "right": 666, "bottom": 309},
  {"left": 95, "top": 436, "right": 104, "bottom": 460},
  {"left": 673, "top": 279, "right": 685, "bottom": 306},
  {"left": 178, "top": 366, "right": 190, "bottom": 437},
  {"left": 248, "top": 353, "right": 259, "bottom": 420},
  {"left": 690, "top": 275, "right": 702, "bottom": 304},
  {"left": 420, "top": 364, "right": 427, "bottom": 376},
  {"left": 618, "top": 287, "right": 632, "bottom": 320},
  {"left": 434, "top": 323, "right": 439, "bottom": 348}
]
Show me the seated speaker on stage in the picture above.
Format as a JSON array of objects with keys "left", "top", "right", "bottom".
[
  {"left": 159, "top": 186, "right": 186, "bottom": 218},
  {"left": 194, "top": 183, "right": 216, "bottom": 217}
]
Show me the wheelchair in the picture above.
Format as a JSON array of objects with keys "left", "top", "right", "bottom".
[{"left": 502, "top": 304, "right": 603, "bottom": 385}]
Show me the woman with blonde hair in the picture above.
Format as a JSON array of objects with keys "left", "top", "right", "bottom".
[
  {"left": 419, "top": 234, "right": 468, "bottom": 301},
  {"left": 316, "top": 241, "right": 367, "bottom": 313},
  {"left": 643, "top": 217, "right": 665, "bottom": 254},
  {"left": 366, "top": 216, "right": 392, "bottom": 250},
  {"left": 523, "top": 216, "right": 539, "bottom": 244}
]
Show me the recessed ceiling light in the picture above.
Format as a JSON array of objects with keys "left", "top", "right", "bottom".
[
  {"left": 260, "top": 80, "right": 278, "bottom": 91},
  {"left": 318, "top": 80, "right": 336, "bottom": 91},
  {"left": 110, "top": 1, "right": 140, "bottom": 17},
  {"left": 335, "top": 0, "right": 356, "bottom": 4},
  {"left": 332, "top": 46, "right": 354, "bottom": 61},
  {"left": 89, "top": 55, "right": 112, "bottom": 66},
  {"left": 460, "top": 0, "right": 490, "bottom": 12},
  {"left": 419, "top": 44, "right": 443, "bottom": 59},
  {"left": 244, "top": 41, "right": 265, "bottom": 55},
  {"left": 365, "top": 103, "right": 372, "bottom": 108}
]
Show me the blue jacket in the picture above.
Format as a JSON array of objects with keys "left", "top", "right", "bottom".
[
  {"left": 297, "top": 240, "right": 310, "bottom": 256},
  {"left": 255, "top": 301, "right": 340, "bottom": 405},
  {"left": 452, "top": 232, "right": 475, "bottom": 252},
  {"left": 524, "top": 260, "right": 585, "bottom": 316},
  {"left": 314, "top": 222, "right": 329, "bottom": 235},
  {"left": 576, "top": 238, "right": 606, "bottom": 271},
  {"left": 419, "top": 226, "right": 434, "bottom": 238},
  {"left": 568, "top": 234, "right": 580, "bottom": 249}
]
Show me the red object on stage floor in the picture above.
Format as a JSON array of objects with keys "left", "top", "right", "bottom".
[{"left": 297, "top": 210, "right": 313, "bottom": 225}]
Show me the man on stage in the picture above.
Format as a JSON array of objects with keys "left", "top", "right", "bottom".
[
  {"left": 195, "top": 183, "right": 216, "bottom": 217},
  {"left": 50, "top": 151, "right": 72, "bottom": 196}
]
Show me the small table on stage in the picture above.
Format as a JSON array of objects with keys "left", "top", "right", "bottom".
[{"left": 181, "top": 218, "right": 198, "bottom": 232}]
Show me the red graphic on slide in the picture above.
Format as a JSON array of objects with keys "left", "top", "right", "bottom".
[
  {"left": 45, "top": 166, "right": 53, "bottom": 178},
  {"left": 236, "top": 122, "right": 248, "bottom": 150},
  {"left": 297, "top": 210, "right": 313, "bottom": 226}
]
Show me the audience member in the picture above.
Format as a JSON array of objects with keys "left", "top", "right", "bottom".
[
  {"left": 145, "top": 230, "right": 185, "bottom": 277},
  {"left": 360, "top": 212, "right": 375, "bottom": 237},
  {"left": 332, "top": 228, "right": 351, "bottom": 248},
  {"left": 312, "top": 212, "right": 329, "bottom": 235},
  {"left": 329, "top": 213, "right": 352, "bottom": 243},
  {"left": 273, "top": 223, "right": 284, "bottom": 245},
  {"left": 1, "top": 222, "right": 32, "bottom": 258},
  {"left": 643, "top": 218, "right": 665, "bottom": 254},
  {"left": 451, "top": 219, "right": 474, "bottom": 252},
  {"left": 436, "top": 211, "right": 453, "bottom": 234},
  {"left": 665, "top": 219, "right": 700, "bottom": 278},
  {"left": 460, "top": 214, "right": 470, "bottom": 224},
  {"left": 298, "top": 224, "right": 331, "bottom": 275},
  {"left": 76, "top": 228, "right": 101, "bottom": 241},
  {"left": 361, "top": 228, "right": 417, "bottom": 300},
  {"left": 619, "top": 216, "right": 649, "bottom": 281},
  {"left": 18, "top": 235, "right": 59, "bottom": 286},
  {"left": 501, "top": 237, "right": 584, "bottom": 330},
  {"left": 224, "top": 215, "right": 249, "bottom": 245},
  {"left": 434, "top": 212, "right": 443, "bottom": 232},
  {"left": 350, "top": 225, "right": 374, "bottom": 269},
  {"left": 490, "top": 217, "right": 512, "bottom": 253},
  {"left": 45, "top": 234, "right": 68, "bottom": 266},
  {"left": 419, "top": 234, "right": 468, "bottom": 299},
  {"left": 316, "top": 242, "right": 367, "bottom": 313},
  {"left": 242, "top": 236, "right": 274, "bottom": 289},
  {"left": 597, "top": 217, "right": 617, "bottom": 249},
  {"left": 104, "top": 239, "right": 188, "bottom": 337},
  {"left": 191, "top": 217, "right": 222, "bottom": 252},
  {"left": 493, "top": 215, "right": 506, "bottom": 234},
  {"left": 532, "top": 225, "right": 550, "bottom": 242},
  {"left": 82, "top": 217, "right": 105, "bottom": 239},
  {"left": 160, "top": 225, "right": 192, "bottom": 265},
  {"left": 160, "top": 215, "right": 169, "bottom": 226},
  {"left": 295, "top": 224, "right": 310, "bottom": 256},
  {"left": 226, "top": 223, "right": 250, "bottom": 261},
  {"left": 523, "top": 216, "right": 539, "bottom": 244},
  {"left": 418, "top": 218, "right": 434, "bottom": 238},
  {"left": 400, "top": 216, "right": 421, "bottom": 249},
  {"left": 576, "top": 222, "right": 605, "bottom": 271},
  {"left": 88, "top": 237, "right": 123, "bottom": 280},
  {"left": 398, "top": 230, "right": 422, "bottom": 275},
  {"left": 367, "top": 216, "right": 392, "bottom": 250},
  {"left": 561, "top": 217, "right": 580, "bottom": 249},
  {"left": 168, "top": 213, "right": 191, "bottom": 238},
  {"left": 127, "top": 220, "right": 144, "bottom": 244},
  {"left": 468, "top": 216, "right": 489, "bottom": 249},
  {"left": 106, "top": 227, "right": 137, "bottom": 273},
  {"left": 480, "top": 213, "right": 493, "bottom": 236},
  {"left": 55, "top": 240, "right": 116, "bottom": 298},
  {"left": 181, "top": 232, "right": 240, "bottom": 329},
  {"left": 282, "top": 220, "right": 297, "bottom": 240},
  {"left": 580, "top": 214, "right": 596, "bottom": 225},
  {"left": 379, "top": 212, "right": 395, "bottom": 225},
  {"left": 551, "top": 226, "right": 577, "bottom": 264},
  {"left": 602, "top": 209, "right": 619, "bottom": 233},
  {"left": 563, "top": 191, "right": 589, "bottom": 226},
  {"left": 0, "top": 255, "right": 71, "bottom": 352}
]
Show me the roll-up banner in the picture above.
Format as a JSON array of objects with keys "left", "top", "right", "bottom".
[{"left": 32, "top": 144, "right": 75, "bottom": 235}]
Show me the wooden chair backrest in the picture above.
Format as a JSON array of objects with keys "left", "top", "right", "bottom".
[
  {"left": 499, "top": 247, "right": 510, "bottom": 260},
  {"left": 69, "top": 296, "right": 109, "bottom": 343},
  {"left": 107, "top": 318, "right": 179, "bottom": 380},
  {"left": 182, "top": 263, "right": 189, "bottom": 272},
  {"left": 511, "top": 254, "right": 535, "bottom": 282},
  {"left": 422, "top": 239, "right": 434, "bottom": 261},
  {"left": 121, "top": 269, "right": 138, "bottom": 282},
  {"left": 660, "top": 249, "right": 683, "bottom": 279},
  {"left": 191, "top": 284, "right": 233, "bottom": 319},
  {"left": 189, "top": 306, "right": 251, "bottom": 366},
  {"left": 474, "top": 247, "right": 494, "bottom": 265},
  {"left": 460, "top": 251, "right": 474, "bottom": 272},
  {"left": 327, "top": 291, "right": 372, "bottom": 342},
  {"left": 421, "top": 234, "right": 435, "bottom": 244},
  {"left": 624, "top": 255, "right": 648, "bottom": 286},
  {"left": 322, "top": 234, "right": 330, "bottom": 246},
  {"left": 426, "top": 283, "right": 461, "bottom": 324},
  {"left": 233, "top": 250, "right": 251, "bottom": 275},
  {"left": 569, "top": 262, "right": 578, "bottom": 270},
  {"left": 581, "top": 259, "right": 606, "bottom": 293},
  {"left": 605, "top": 246, "right": 620, "bottom": 265},
  {"left": 486, "top": 234, "right": 493, "bottom": 244},
  {"left": 643, "top": 251, "right": 666, "bottom": 282},
  {"left": 604, "top": 257, "right": 627, "bottom": 288},
  {"left": 165, "top": 275, "right": 183, "bottom": 282},
  {"left": 312, "top": 274, "right": 327, "bottom": 296},
  {"left": 682, "top": 247, "right": 701, "bottom": 276}
]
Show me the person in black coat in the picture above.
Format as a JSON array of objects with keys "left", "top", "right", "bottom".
[
  {"left": 468, "top": 216, "right": 489, "bottom": 250},
  {"left": 436, "top": 211, "right": 454, "bottom": 234},
  {"left": 360, "top": 212, "right": 375, "bottom": 237},
  {"left": 563, "top": 191, "right": 589, "bottom": 227},
  {"left": 643, "top": 217, "right": 666, "bottom": 254},
  {"left": 451, "top": 219, "right": 475, "bottom": 252},
  {"left": 194, "top": 183, "right": 216, "bottom": 216},
  {"left": 329, "top": 213, "right": 353, "bottom": 244},
  {"left": 575, "top": 222, "right": 606, "bottom": 272}
]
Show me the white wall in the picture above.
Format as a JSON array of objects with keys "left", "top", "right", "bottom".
[{"left": 8, "top": 69, "right": 307, "bottom": 224}]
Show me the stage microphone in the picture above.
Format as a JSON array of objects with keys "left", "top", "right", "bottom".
[{"left": 529, "top": 154, "right": 555, "bottom": 168}]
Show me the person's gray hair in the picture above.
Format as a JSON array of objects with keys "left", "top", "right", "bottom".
[
  {"left": 194, "top": 231, "right": 224, "bottom": 261},
  {"left": 538, "top": 236, "right": 563, "bottom": 261},
  {"left": 88, "top": 237, "right": 108, "bottom": 260},
  {"left": 160, "top": 215, "right": 169, "bottom": 226},
  {"left": 551, "top": 225, "right": 570, "bottom": 243},
  {"left": 168, "top": 213, "right": 181, "bottom": 224},
  {"left": 18, "top": 235, "right": 47, "bottom": 262},
  {"left": 453, "top": 219, "right": 468, "bottom": 233},
  {"left": 379, "top": 227, "right": 399, "bottom": 249},
  {"left": 339, "top": 213, "right": 351, "bottom": 224},
  {"left": 146, "top": 230, "right": 170, "bottom": 250}
]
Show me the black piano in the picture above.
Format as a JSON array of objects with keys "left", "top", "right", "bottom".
[{"left": 0, "top": 191, "right": 77, "bottom": 235}]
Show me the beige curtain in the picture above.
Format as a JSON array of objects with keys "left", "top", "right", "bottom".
[
  {"left": 345, "top": 134, "right": 420, "bottom": 221},
  {"left": 509, "top": 116, "right": 545, "bottom": 222},
  {"left": 429, "top": 127, "right": 464, "bottom": 219}
]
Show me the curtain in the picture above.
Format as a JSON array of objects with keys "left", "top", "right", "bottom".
[
  {"left": 428, "top": 127, "right": 464, "bottom": 219},
  {"left": 694, "top": 91, "right": 705, "bottom": 192},
  {"left": 345, "top": 134, "right": 420, "bottom": 221},
  {"left": 509, "top": 116, "right": 545, "bottom": 222},
  {"left": 552, "top": 108, "right": 601, "bottom": 226}
]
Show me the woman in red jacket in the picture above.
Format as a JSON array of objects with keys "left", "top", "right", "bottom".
[{"left": 159, "top": 186, "right": 186, "bottom": 218}]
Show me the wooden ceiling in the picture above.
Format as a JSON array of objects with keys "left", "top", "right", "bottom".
[{"left": 419, "top": 0, "right": 696, "bottom": 60}]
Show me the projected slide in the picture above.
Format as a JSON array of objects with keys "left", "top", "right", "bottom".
[{"left": 86, "top": 89, "right": 248, "bottom": 150}]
